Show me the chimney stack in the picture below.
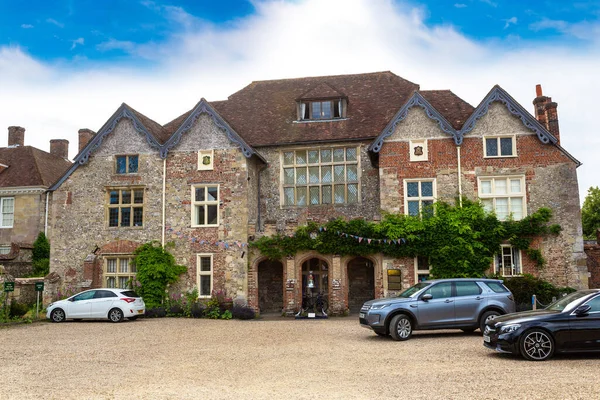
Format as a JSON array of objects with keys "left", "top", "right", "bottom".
[
  {"left": 50, "top": 139, "right": 69, "bottom": 160},
  {"left": 533, "top": 85, "right": 560, "bottom": 143},
  {"left": 78, "top": 128, "right": 95, "bottom": 153},
  {"left": 8, "top": 126, "right": 25, "bottom": 147}
]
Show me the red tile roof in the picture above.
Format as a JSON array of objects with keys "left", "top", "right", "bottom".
[{"left": 0, "top": 146, "right": 72, "bottom": 188}]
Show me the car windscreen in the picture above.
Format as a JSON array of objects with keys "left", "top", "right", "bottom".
[
  {"left": 397, "top": 282, "right": 430, "bottom": 298},
  {"left": 120, "top": 290, "right": 140, "bottom": 298},
  {"left": 546, "top": 291, "right": 591, "bottom": 312}
]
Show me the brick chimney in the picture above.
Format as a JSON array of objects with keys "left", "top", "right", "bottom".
[
  {"left": 78, "top": 128, "right": 95, "bottom": 153},
  {"left": 50, "top": 139, "right": 69, "bottom": 159},
  {"left": 8, "top": 126, "right": 25, "bottom": 147},
  {"left": 533, "top": 84, "right": 560, "bottom": 144}
]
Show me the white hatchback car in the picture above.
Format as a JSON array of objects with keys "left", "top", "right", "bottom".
[{"left": 47, "top": 288, "right": 145, "bottom": 323}]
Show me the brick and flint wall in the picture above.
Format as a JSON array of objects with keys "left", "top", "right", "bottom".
[{"left": 378, "top": 104, "right": 587, "bottom": 289}]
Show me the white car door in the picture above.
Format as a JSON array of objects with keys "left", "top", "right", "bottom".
[
  {"left": 67, "top": 290, "right": 96, "bottom": 318},
  {"left": 91, "top": 290, "right": 118, "bottom": 318}
]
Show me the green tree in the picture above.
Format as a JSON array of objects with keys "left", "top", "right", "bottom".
[
  {"left": 133, "top": 241, "right": 187, "bottom": 308},
  {"left": 582, "top": 186, "right": 600, "bottom": 240},
  {"left": 31, "top": 232, "right": 50, "bottom": 277}
]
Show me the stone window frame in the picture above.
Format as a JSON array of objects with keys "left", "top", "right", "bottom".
[
  {"left": 0, "top": 245, "right": 10, "bottom": 254},
  {"left": 280, "top": 146, "right": 361, "bottom": 207},
  {"left": 493, "top": 244, "right": 522, "bottom": 277},
  {"left": 198, "top": 149, "right": 214, "bottom": 171},
  {"left": 106, "top": 187, "right": 145, "bottom": 228},
  {"left": 483, "top": 135, "right": 517, "bottom": 158},
  {"left": 478, "top": 175, "right": 526, "bottom": 221},
  {"left": 115, "top": 154, "right": 139, "bottom": 174},
  {"left": 0, "top": 197, "right": 14, "bottom": 228},
  {"left": 104, "top": 256, "right": 136, "bottom": 289},
  {"left": 197, "top": 253, "right": 213, "bottom": 298},
  {"left": 191, "top": 184, "right": 220, "bottom": 227},
  {"left": 403, "top": 178, "right": 436, "bottom": 217},
  {"left": 414, "top": 256, "right": 430, "bottom": 283}
]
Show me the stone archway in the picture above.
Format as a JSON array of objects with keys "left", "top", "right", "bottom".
[
  {"left": 347, "top": 257, "right": 375, "bottom": 313},
  {"left": 257, "top": 260, "right": 284, "bottom": 313}
]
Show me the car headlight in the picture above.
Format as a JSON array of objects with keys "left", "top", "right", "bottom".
[
  {"left": 499, "top": 324, "right": 521, "bottom": 334},
  {"left": 369, "top": 304, "right": 390, "bottom": 310},
  {"left": 47, "top": 303, "right": 54, "bottom": 308}
]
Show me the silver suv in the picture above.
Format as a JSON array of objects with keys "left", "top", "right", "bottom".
[{"left": 359, "top": 278, "right": 515, "bottom": 341}]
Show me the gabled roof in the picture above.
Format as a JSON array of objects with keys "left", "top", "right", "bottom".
[
  {"left": 209, "top": 71, "right": 421, "bottom": 146},
  {"left": 0, "top": 146, "right": 72, "bottom": 188},
  {"left": 369, "top": 84, "right": 581, "bottom": 166},
  {"left": 50, "top": 100, "right": 264, "bottom": 191},
  {"left": 297, "top": 82, "right": 346, "bottom": 100}
]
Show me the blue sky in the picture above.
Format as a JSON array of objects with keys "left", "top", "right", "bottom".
[
  {"left": 0, "top": 0, "right": 599, "bottom": 203},
  {"left": 2, "top": 0, "right": 598, "bottom": 63}
]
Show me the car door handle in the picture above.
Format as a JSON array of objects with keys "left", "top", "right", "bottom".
[
  {"left": 476, "top": 297, "right": 483, "bottom": 300},
  {"left": 445, "top": 299, "right": 453, "bottom": 303}
]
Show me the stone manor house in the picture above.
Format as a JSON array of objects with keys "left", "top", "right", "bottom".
[{"left": 45, "top": 71, "right": 587, "bottom": 314}]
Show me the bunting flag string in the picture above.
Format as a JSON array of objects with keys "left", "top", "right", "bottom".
[{"left": 165, "top": 225, "right": 248, "bottom": 249}]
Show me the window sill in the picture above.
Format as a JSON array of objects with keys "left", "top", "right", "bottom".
[
  {"left": 191, "top": 225, "right": 219, "bottom": 228},
  {"left": 280, "top": 203, "right": 360, "bottom": 208},
  {"left": 107, "top": 226, "right": 145, "bottom": 229},
  {"left": 483, "top": 155, "right": 518, "bottom": 159},
  {"left": 293, "top": 118, "right": 349, "bottom": 124}
]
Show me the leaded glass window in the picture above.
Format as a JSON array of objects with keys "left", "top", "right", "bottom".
[
  {"left": 115, "top": 155, "right": 139, "bottom": 174},
  {"left": 404, "top": 180, "right": 436, "bottom": 217},
  {"left": 281, "top": 146, "right": 360, "bottom": 206},
  {"left": 484, "top": 136, "right": 515, "bottom": 157},
  {"left": 107, "top": 188, "right": 144, "bottom": 227}
]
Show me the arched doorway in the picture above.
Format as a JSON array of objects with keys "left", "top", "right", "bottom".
[
  {"left": 258, "top": 260, "right": 284, "bottom": 313},
  {"left": 347, "top": 257, "right": 375, "bottom": 313},
  {"left": 301, "top": 258, "right": 329, "bottom": 304}
]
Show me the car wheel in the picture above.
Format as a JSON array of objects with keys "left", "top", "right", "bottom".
[
  {"left": 108, "top": 308, "right": 124, "bottom": 323},
  {"left": 519, "top": 329, "right": 555, "bottom": 361},
  {"left": 479, "top": 310, "right": 500, "bottom": 332},
  {"left": 50, "top": 308, "right": 66, "bottom": 323},
  {"left": 389, "top": 314, "right": 413, "bottom": 341}
]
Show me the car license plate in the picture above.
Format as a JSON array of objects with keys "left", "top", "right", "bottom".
[
  {"left": 483, "top": 335, "right": 490, "bottom": 343},
  {"left": 359, "top": 313, "right": 365, "bottom": 319},
  {"left": 138, "top": 310, "right": 144, "bottom": 314}
]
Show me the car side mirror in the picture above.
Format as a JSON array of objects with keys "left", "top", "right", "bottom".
[
  {"left": 421, "top": 294, "right": 433, "bottom": 301},
  {"left": 574, "top": 305, "right": 591, "bottom": 316}
]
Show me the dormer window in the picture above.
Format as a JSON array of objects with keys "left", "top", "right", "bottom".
[{"left": 300, "top": 99, "right": 344, "bottom": 121}]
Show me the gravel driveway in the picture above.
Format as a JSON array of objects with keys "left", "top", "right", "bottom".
[{"left": 1, "top": 317, "right": 599, "bottom": 399}]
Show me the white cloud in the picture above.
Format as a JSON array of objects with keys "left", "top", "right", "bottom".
[
  {"left": 46, "top": 18, "right": 64, "bottom": 28},
  {"left": 70, "top": 38, "right": 84, "bottom": 50},
  {"left": 504, "top": 16, "right": 517, "bottom": 29},
  {"left": 480, "top": 0, "right": 497, "bottom": 7},
  {"left": 21, "top": 24, "right": 34, "bottom": 29},
  {"left": 531, "top": 18, "right": 600, "bottom": 41},
  {"left": 1, "top": 0, "right": 599, "bottom": 203},
  {"left": 454, "top": 4, "right": 467, "bottom": 8}
]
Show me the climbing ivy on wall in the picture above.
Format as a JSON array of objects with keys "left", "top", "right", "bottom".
[{"left": 250, "top": 199, "right": 561, "bottom": 279}]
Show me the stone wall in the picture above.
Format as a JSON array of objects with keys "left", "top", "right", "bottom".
[
  {"left": 255, "top": 141, "right": 380, "bottom": 233},
  {"left": 49, "top": 119, "right": 167, "bottom": 297},
  {"left": 378, "top": 103, "right": 587, "bottom": 289},
  {"left": 0, "top": 190, "right": 46, "bottom": 245}
]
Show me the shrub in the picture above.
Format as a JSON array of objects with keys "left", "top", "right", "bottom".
[
  {"left": 190, "top": 302, "right": 205, "bottom": 318},
  {"left": 134, "top": 242, "right": 187, "bottom": 309},
  {"left": 145, "top": 307, "right": 166, "bottom": 318},
  {"left": 231, "top": 305, "right": 256, "bottom": 320},
  {"left": 502, "top": 274, "right": 576, "bottom": 311},
  {"left": 9, "top": 301, "right": 29, "bottom": 318},
  {"left": 203, "top": 297, "right": 222, "bottom": 319}
]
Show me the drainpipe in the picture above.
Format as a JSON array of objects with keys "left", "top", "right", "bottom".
[
  {"left": 44, "top": 191, "right": 49, "bottom": 236},
  {"left": 162, "top": 158, "right": 166, "bottom": 246},
  {"left": 457, "top": 146, "right": 463, "bottom": 207}
]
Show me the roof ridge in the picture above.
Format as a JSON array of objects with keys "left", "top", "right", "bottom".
[{"left": 247, "top": 70, "right": 397, "bottom": 85}]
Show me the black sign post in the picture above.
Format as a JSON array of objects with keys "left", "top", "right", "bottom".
[{"left": 35, "top": 282, "right": 44, "bottom": 319}]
